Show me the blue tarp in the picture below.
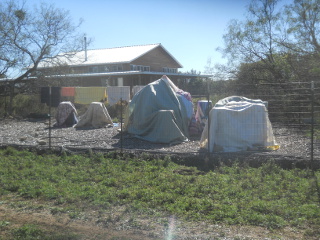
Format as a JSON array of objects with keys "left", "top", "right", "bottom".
[{"left": 124, "top": 76, "right": 192, "bottom": 144}]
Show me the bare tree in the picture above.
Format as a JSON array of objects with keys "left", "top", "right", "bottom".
[
  {"left": 0, "top": 0, "right": 85, "bottom": 80},
  {"left": 0, "top": 0, "right": 86, "bottom": 113}
]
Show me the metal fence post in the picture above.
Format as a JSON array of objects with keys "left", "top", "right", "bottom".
[
  {"left": 49, "top": 86, "right": 52, "bottom": 149},
  {"left": 207, "top": 94, "right": 210, "bottom": 156},
  {"left": 310, "top": 81, "right": 314, "bottom": 163},
  {"left": 120, "top": 97, "right": 123, "bottom": 153}
]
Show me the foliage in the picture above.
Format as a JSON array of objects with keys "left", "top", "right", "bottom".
[
  {"left": 0, "top": 0, "right": 86, "bottom": 115},
  {"left": 11, "top": 224, "right": 43, "bottom": 240},
  {"left": 0, "top": 0, "right": 84, "bottom": 80},
  {"left": 207, "top": 80, "right": 237, "bottom": 104},
  {"left": 218, "top": 0, "right": 320, "bottom": 83},
  {"left": 106, "top": 100, "right": 128, "bottom": 120},
  {"left": 0, "top": 147, "right": 319, "bottom": 235},
  {"left": 214, "top": 0, "right": 320, "bottom": 125},
  {"left": 10, "top": 224, "right": 79, "bottom": 240},
  {"left": 184, "top": 77, "right": 208, "bottom": 96},
  {"left": 12, "top": 94, "right": 48, "bottom": 117},
  {"left": 284, "top": 0, "right": 320, "bottom": 54},
  {"left": 0, "top": 93, "right": 52, "bottom": 117},
  {"left": 0, "top": 94, "right": 44, "bottom": 117},
  {"left": 219, "top": 0, "right": 283, "bottom": 78}
]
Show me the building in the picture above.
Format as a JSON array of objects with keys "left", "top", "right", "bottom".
[{"left": 34, "top": 43, "right": 211, "bottom": 89}]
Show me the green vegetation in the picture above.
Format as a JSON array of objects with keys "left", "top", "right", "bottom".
[
  {"left": 9, "top": 224, "right": 79, "bottom": 240},
  {"left": 0, "top": 147, "right": 319, "bottom": 239}
]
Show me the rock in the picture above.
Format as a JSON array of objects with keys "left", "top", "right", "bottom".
[
  {"left": 19, "top": 137, "right": 28, "bottom": 141},
  {"left": 37, "top": 140, "right": 46, "bottom": 145}
]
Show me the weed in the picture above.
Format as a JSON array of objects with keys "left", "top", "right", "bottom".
[
  {"left": 11, "top": 224, "right": 44, "bottom": 239},
  {"left": 0, "top": 221, "right": 10, "bottom": 229},
  {"left": 9, "top": 223, "right": 79, "bottom": 240},
  {"left": 50, "top": 207, "right": 67, "bottom": 215},
  {"left": 0, "top": 149, "right": 319, "bottom": 235}
]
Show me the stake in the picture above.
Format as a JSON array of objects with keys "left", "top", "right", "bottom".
[
  {"left": 49, "top": 87, "right": 52, "bottom": 149},
  {"left": 120, "top": 98, "right": 123, "bottom": 153}
]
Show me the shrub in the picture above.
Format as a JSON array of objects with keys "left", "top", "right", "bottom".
[
  {"left": 106, "top": 100, "right": 128, "bottom": 120},
  {"left": 11, "top": 94, "right": 48, "bottom": 117}
]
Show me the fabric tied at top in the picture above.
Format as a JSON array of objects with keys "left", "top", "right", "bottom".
[
  {"left": 74, "top": 102, "right": 113, "bottom": 128},
  {"left": 200, "top": 96, "right": 279, "bottom": 153}
]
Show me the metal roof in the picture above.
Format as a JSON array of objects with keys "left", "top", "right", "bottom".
[
  {"left": 42, "top": 71, "right": 212, "bottom": 78},
  {"left": 38, "top": 43, "right": 183, "bottom": 68}
]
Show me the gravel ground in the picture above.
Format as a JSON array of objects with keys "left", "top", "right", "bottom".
[{"left": 0, "top": 117, "right": 319, "bottom": 165}]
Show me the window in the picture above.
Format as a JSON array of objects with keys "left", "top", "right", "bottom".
[
  {"left": 162, "top": 67, "right": 177, "bottom": 73},
  {"left": 130, "top": 65, "right": 150, "bottom": 72},
  {"left": 88, "top": 66, "right": 99, "bottom": 73},
  {"left": 106, "top": 78, "right": 117, "bottom": 86}
]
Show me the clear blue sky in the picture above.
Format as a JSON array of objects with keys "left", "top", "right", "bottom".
[{"left": 27, "top": 0, "right": 252, "bottom": 73}]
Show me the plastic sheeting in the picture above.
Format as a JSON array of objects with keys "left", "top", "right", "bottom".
[
  {"left": 200, "top": 96, "right": 279, "bottom": 152},
  {"left": 124, "top": 75, "right": 192, "bottom": 144},
  {"left": 74, "top": 102, "right": 113, "bottom": 128}
]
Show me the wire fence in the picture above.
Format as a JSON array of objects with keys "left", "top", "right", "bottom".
[
  {"left": 210, "top": 81, "right": 319, "bottom": 159},
  {"left": 0, "top": 81, "right": 319, "bottom": 164}
]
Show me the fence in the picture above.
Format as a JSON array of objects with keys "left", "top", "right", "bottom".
[
  {"left": 0, "top": 82, "right": 319, "bottom": 164},
  {"left": 209, "top": 81, "right": 319, "bottom": 161}
]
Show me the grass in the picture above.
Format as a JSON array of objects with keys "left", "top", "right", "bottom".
[
  {"left": 0, "top": 147, "right": 319, "bottom": 239},
  {"left": 9, "top": 224, "right": 79, "bottom": 240}
]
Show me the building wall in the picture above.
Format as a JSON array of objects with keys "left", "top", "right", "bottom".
[{"left": 131, "top": 46, "right": 181, "bottom": 72}]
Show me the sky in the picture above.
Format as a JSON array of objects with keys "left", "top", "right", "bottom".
[{"left": 25, "top": 0, "right": 253, "bottom": 73}]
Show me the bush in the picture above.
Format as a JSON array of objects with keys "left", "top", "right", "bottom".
[
  {"left": 10, "top": 94, "right": 49, "bottom": 118},
  {"left": 106, "top": 100, "right": 128, "bottom": 120},
  {"left": 0, "top": 96, "right": 9, "bottom": 116}
]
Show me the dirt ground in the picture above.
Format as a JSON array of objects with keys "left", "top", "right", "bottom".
[{"left": 0, "top": 195, "right": 310, "bottom": 240}]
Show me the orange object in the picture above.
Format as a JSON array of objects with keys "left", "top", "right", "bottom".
[{"left": 61, "top": 87, "right": 75, "bottom": 97}]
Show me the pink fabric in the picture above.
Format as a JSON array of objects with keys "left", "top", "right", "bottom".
[
  {"left": 61, "top": 87, "right": 75, "bottom": 97},
  {"left": 177, "top": 89, "right": 192, "bottom": 101}
]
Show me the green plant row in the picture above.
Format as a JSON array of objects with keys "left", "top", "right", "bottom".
[{"left": 0, "top": 147, "right": 319, "bottom": 231}]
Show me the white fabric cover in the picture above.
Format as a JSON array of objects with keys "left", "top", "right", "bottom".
[
  {"left": 74, "top": 102, "right": 113, "bottom": 128},
  {"left": 107, "top": 86, "right": 130, "bottom": 106},
  {"left": 200, "top": 96, "right": 279, "bottom": 152}
]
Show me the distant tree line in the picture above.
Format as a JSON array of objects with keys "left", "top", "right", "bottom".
[
  {"left": 218, "top": 0, "right": 320, "bottom": 84},
  {"left": 183, "top": 0, "right": 319, "bottom": 113}
]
